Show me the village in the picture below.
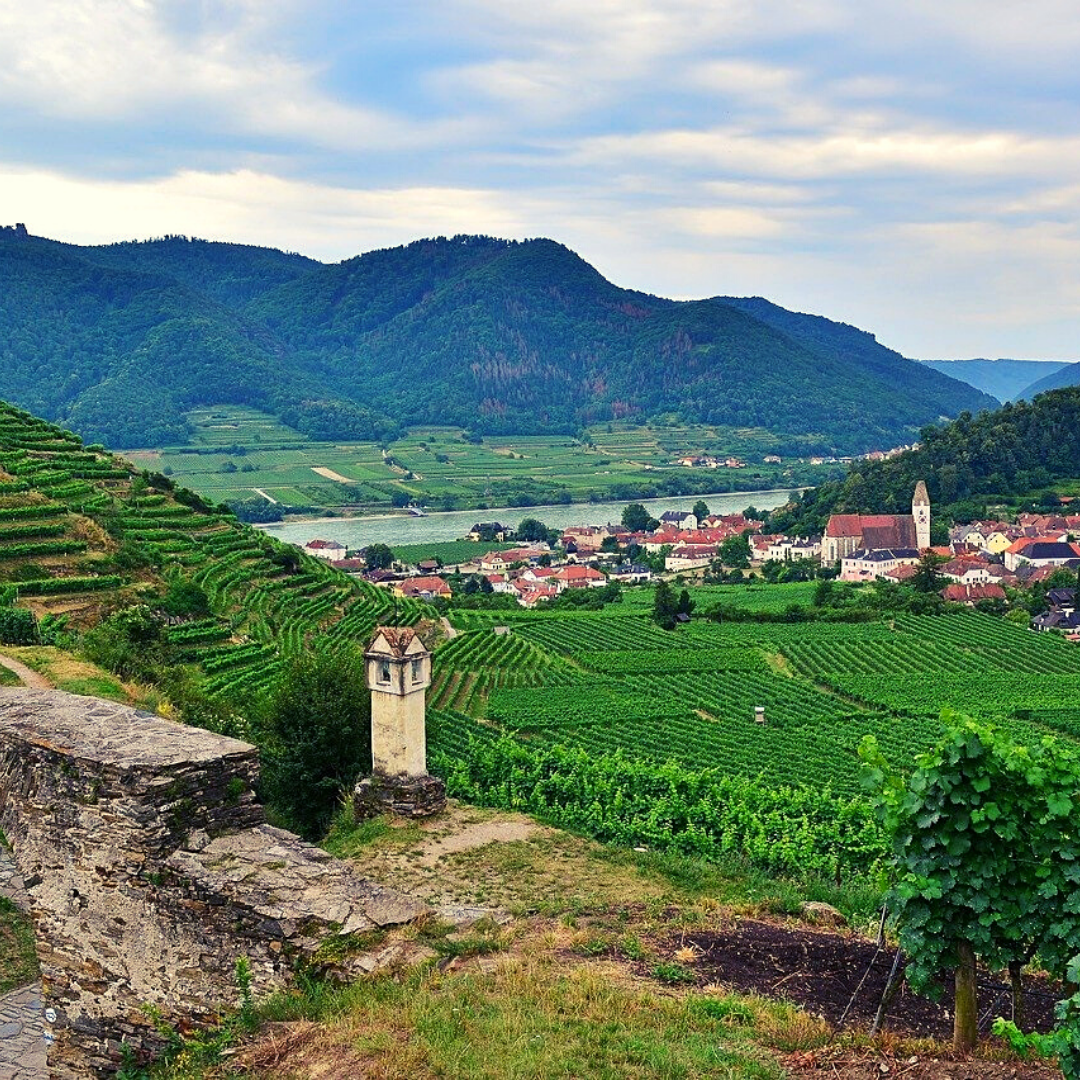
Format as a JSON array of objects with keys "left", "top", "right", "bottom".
[{"left": 296, "top": 484, "right": 1080, "bottom": 637}]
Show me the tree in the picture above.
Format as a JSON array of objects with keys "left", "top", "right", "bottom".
[
  {"left": 911, "top": 551, "right": 944, "bottom": 594},
  {"left": 362, "top": 543, "right": 395, "bottom": 570},
  {"left": 861, "top": 716, "right": 1080, "bottom": 1052},
  {"left": 718, "top": 534, "right": 751, "bottom": 568},
  {"left": 257, "top": 648, "right": 371, "bottom": 839},
  {"left": 652, "top": 580, "right": 679, "bottom": 629},
  {"left": 692, "top": 499, "right": 709, "bottom": 522},
  {"left": 622, "top": 502, "right": 657, "bottom": 532},
  {"left": 161, "top": 578, "right": 211, "bottom": 618},
  {"left": 516, "top": 517, "right": 550, "bottom": 542},
  {"left": 676, "top": 589, "right": 695, "bottom": 617}
]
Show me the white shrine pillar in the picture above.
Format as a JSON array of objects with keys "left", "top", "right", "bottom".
[{"left": 354, "top": 626, "right": 446, "bottom": 818}]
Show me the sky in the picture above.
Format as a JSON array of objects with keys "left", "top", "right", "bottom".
[{"left": 1, "top": 0, "right": 1078, "bottom": 360}]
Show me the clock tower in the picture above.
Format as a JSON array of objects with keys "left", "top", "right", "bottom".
[{"left": 912, "top": 481, "right": 931, "bottom": 550}]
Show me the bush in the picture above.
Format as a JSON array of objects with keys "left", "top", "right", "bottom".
[
  {"left": 255, "top": 648, "right": 371, "bottom": 839},
  {"left": 0, "top": 606, "right": 39, "bottom": 645}
]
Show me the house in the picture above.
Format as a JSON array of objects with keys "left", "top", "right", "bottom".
[
  {"left": 466, "top": 522, "right": 509, "bottom": 542},
  {"left": 478, "top": 546, "right": 546, "bottom": 573},
  {"left": 1003, "top": 537, "right": 1080, "bottom": 572},
  {"left": 520, "top": 566, "right": 558, "bottom": 584},
  {"left": 363, "top": 568, "right": 398, "bottom": 585},
  {"left": 1032, "top": 606, "right": 1080, "bottom": 633},
  {"left": 822, "top": 482, "right": 930, "bottom": 562},
  {"left": 642, "top": 528, "right": 683, "bottom": 553},
  {"left": 941, "top": 583, "right": 1007, "bottom": 606},
  {"left": 658, "top": 510, "right": 698, "bottom": 531},
  {"left": 303, "top": 538, "right": 346, "bottom": 561},
  {"left": 756, "top": 535, "right": 822, "bottom": 563},
  {"left": 884, "top": 563, "right": 919, "bottom": 582},
  {"left": 1048, "top": 588, "right": 1077, "bottom": 613},
  {"left": 839, "top": 548, "right": 921, "bottom": 582},
  {"left": 939, "top": 558, "right": 996, "bottom": 586},
  {"left": 551, "top": 565, "right": 607, "bottom": 591},
  {"left": 329, "top": 558, "right": 365, "bottom": 573},
  {"left": 665, "top": 544, "right": 717, "bottom": 572},
  {"left": 397, "top": 576, "right": 452, "bottom": 600},
  {"left": 513, "top": 580, "right": 558, "bottom": 607},
  {"left": 607, "top": 563, "right": 652, "bottom": 583},
  {"left": 484, "top": 573, "right": 516, "bottom": 595}
]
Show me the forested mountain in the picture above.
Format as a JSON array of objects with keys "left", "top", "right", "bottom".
[
  {"left": 918, "top": 358, "right": 1073, "bottom": 402},
  {"left": 0, "top": 228, "right": 996, "bottom": 451},
  {"left": 1016, "top": 361, "right": 1080, "bottom": 400},
  {"left": 769, "top": 387, "right": 1080, "bottom": 533}
]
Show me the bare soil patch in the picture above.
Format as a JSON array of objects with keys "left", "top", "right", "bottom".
[
  {"left": 311, "top": 466, "right": 356, "bottom": 483},
  {"left": 784, "top": 1047, "right": 1059, "bottom": 1079},
  {"left": 665, "top": 919, "right": 1059, "bottom": 1039}
]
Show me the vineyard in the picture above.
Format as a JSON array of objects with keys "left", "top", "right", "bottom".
[
  {"left": 425, "top": 598, "right": 1080, "bottom": 873},
  {"left": 4, "top": 399, "right": 1079, "bottom": 882},
  {"left": 0, "top": 402, "right": 429, "bottom": 704}
]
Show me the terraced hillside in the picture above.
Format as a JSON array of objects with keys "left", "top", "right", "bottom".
[{"left": 0, "top": 402, "right": 428, "bottom": 707}]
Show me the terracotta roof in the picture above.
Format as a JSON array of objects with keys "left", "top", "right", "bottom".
[
  {"left": 553, "top": 565, "right": 606, "bottom": 580},
  {"left": 825, "top": 514, "right": 864, "bottom": 538},
  {"left": 942, "top": 583, "right": 1006, "bottom": 603},
  {"left": 401, "top": 576, "right": 450, "bottom": 596}
]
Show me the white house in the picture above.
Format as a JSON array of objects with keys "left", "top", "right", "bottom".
[{"left": 303, "top": 538, "right": 346, "bottom": 561}]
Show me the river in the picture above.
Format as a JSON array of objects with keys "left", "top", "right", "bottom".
[{"left": 257, "top": 488, "right": 799, "bottom": 549}]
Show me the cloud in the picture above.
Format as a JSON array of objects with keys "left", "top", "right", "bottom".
[{"left": 0, "top": 0, "right": 453, "bottom": 153}]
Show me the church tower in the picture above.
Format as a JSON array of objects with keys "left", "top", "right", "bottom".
[
  {"left": 354, "top": 626, "right": 446, "bottom": 818},
  {"left": 912, "top": 481, "right": 931, "bottom": 550}
]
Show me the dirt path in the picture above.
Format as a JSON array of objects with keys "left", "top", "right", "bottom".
[
  {"left": 0, "top": 656, "right": 50, "bottom": 689},
  {"left": 440, "top": 617, "right": 458, "bottom": 639}
]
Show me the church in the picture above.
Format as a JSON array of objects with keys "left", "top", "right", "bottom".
[{"left": 822, "top": 481, "right": 931, "bottom": 563}]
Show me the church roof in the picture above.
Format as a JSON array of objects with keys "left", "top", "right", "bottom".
[
  {"left": 913, "top": 480, "right": 930, "bottom": 504},
  {"left": 862, "top": 517, "right": 917, "bottom": 550},
  {"left": 825, "top": 514, "right": 864, "bottom": 538}
]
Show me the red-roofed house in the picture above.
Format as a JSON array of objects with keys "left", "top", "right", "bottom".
[
  {"left": 397, "top": 576, "right": 452, "bottom": 599},
  {"left": 941, "top": 583, "right": 1007, "bottom": 606},
  {"left": 551, "top": 565, "right": 607, "bottom": 591},
  {"left": 665, "top": 544, "right": 717, "bottom": 572},
  {"left": 513, "top": 580, "right": 559, "bottom": 607},
  {"left": 303, "top": 538, "right": 346, "bottom": 560}
]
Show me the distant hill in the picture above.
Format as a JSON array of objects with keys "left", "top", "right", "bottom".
[
  {"left": 919, "top": 358, "right": 1073, "bottom": 402},
  {"left": 1016, "top": 361, "right": 1080, "bottom": 400},
  {"left": 0, "top": 228, "right": 996, "bottom": 452},
  {"left": 769, "top": 386, "right": 1080, "bottom": 534}
]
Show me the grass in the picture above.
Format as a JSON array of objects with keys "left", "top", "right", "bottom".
[
  {"left": 391, "top": 540, "right": 517, "bottom": 566},
  {"left": 233, "top": 955, "right": 787, "bottom": 1080},
  {"left": 0, "top": 645, "right": 135, "bottom": 702},
  {"left": 0, "top": 664, "right": 19, "bottom": 686},
  {"left": 126, "top": 405, "right": 838, "bottom": 516},
  {"left": 0, "top": 896, "right": 37, "bottom": 994}
]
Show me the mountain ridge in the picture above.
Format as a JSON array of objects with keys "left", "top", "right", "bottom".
[{"left": 0, "top": 229, "right": 996, "bottom": 451}]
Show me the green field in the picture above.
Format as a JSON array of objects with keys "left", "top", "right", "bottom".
[
  {"left": 422, "top": 593, "right": 1080, "bottom": 876},
  {"left": 125, "top": 406, "right": 840, "bottom": 515}
]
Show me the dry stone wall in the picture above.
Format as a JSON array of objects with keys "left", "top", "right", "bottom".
[{"left": 0, "top": 688, "right": 428, "bottom": 1078}]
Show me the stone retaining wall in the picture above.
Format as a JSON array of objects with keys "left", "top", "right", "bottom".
[{"left": 0, "top": 689, "right": 428, "bottom": 1078}]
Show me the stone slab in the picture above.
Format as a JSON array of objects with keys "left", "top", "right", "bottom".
[{"left": 0, "top": 689, "right": 255, "bottom": 769}]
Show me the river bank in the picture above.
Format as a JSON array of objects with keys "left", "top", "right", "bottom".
[{"left": 257, "top": 488, "right": 800, "bottom": 549}]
